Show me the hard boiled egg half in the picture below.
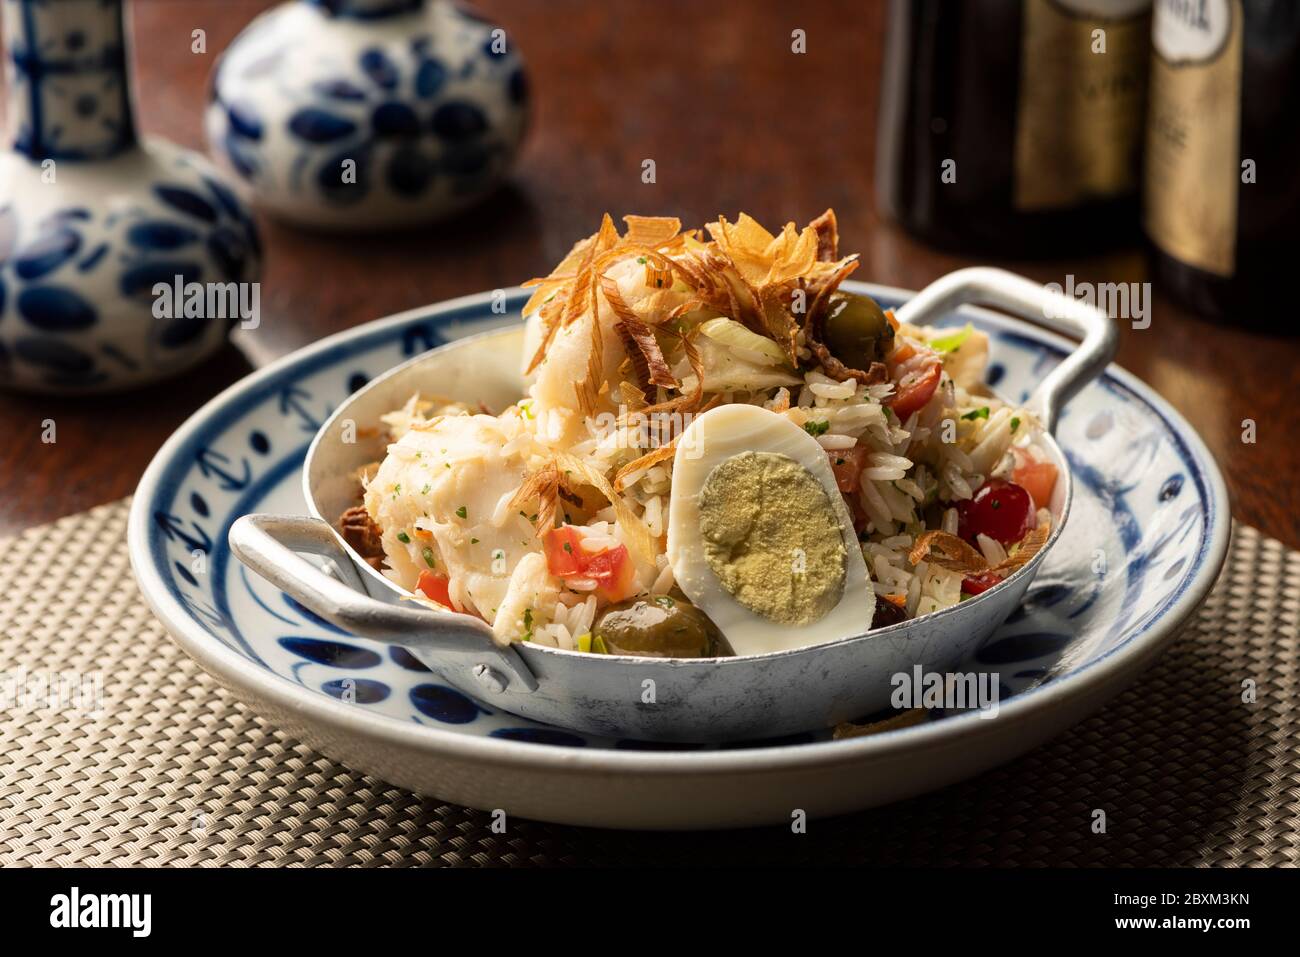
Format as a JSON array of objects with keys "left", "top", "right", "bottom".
[{"left": 666, "top": 404, "right": 876, "bottom": 656}]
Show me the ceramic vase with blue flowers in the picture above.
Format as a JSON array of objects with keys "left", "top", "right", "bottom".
[
  {"left": 0, "top": 0, "right": 262, "bottom": 394},
  {"left": 207, "top": 0, "right": 529, "bottom": 231}
]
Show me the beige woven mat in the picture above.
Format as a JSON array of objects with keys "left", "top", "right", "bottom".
[{"left": 1, "top": 498, "right": 1297, "bottom": 866}]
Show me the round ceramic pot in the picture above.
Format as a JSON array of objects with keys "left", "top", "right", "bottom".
[
  {"left": 207, "top": 0, "right": 530, "bottom": 231},
  {"left": 0, "top": 0, "right": 262, "bottom": 395}
]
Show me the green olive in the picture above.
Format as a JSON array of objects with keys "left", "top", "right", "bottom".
[
  {"left": 822, "top": 293, "right": 894, "bottom": 370},
  {"left": 594, "top": 595, "right": 729, "bottom": 658}
]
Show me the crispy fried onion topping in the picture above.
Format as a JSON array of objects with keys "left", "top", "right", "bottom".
[
  {"left": 508, "top": 460, "right": 570, "bottom": 534},
  {"left": 833, "top": 708, "right": 927, "bottom": 740},
  {"left": 521, "top": 208, "right": 864, "bottom": 399},
  {"left": 601, "top": 275, "right": 677, "bottom": 391},
  {"left": 908, "top": 523, "right": 1052, "bottom": 578},
  {"left": 613, "top": 440, "right": 677, "bottom": 492},
  {"left": 809, "top": 208, "right": 840, "bottom": 262}
]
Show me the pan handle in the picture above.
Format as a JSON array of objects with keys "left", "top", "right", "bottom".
[
  {"left": 229, "top": 514, "right": 538, "bottom": 694},
  {"left": 890, "top": 267, "right": 1116, "bottom": 432}
]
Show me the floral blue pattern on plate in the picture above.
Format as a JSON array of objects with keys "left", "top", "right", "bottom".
[{"left": 129, "top": 283, "right": 1229, "bottom": 827}]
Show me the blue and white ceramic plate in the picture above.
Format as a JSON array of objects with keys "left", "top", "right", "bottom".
[{"left": 129, "top": 283, "right": 1230, "bottom": 830}]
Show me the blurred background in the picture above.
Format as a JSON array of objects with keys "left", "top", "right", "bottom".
[{"left": 1, "top": 0, "right": 1296, "bottom": 545}]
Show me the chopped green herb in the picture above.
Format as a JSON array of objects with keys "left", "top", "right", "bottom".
[
  {"left": 456, "top": 505, "right": 467, "bottom": 519},
  {"left": 563, "top": 542, "right": 573, "bottom": 554},
  {"left": 421, "top": 484, "right": 431, "bottom": 495},
  {"left": 392, "top": 483, "right": 401, "bottom": 494},
  {"left": 421, "top": 546, "right": 436, "bottom": 568},
  {"left": 636, "top": 256, "right": 647, "bottom": 264},
  {"left": 991, "top": 500, "right": 1001, "bottom": 510},
  {"left": 961, "top": 407, "right": 990, "bottom": 421},
  {"left": 470, "top": 537, "right": 479, "bottom": 544},
  {"left": 1010, "top": 417, "right": 1021, "bottom": 433},
  {"left": 396, "top": 531, "right": 410, "bottom": 544},
  {"left": 803, "top": 419, "right": 830, "bottom": 437}
]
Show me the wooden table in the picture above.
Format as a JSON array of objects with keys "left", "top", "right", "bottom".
[{"left": 2, "top": 0, "right": 1295, "bottom": 547}]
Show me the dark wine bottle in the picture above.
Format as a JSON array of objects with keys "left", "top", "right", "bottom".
[
  {"left": 1144, "top": 0, "right": 1300, "bottom": 323},
  {"left": 876, "top": 0, "right": 1152, "bottom": 257}
]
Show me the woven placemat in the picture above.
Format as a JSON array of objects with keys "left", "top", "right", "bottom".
[{"left": 0, "top": 498, "right": 1296, "bottom": 867}]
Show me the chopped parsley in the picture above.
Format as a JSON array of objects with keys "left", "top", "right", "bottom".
[
  {"left": 563, "top": 542, "right": 573, "bottom": 554},
  {"left": 1010, "top": 416, "right": 1021, "bottom": 433},
  {"left": 522, "top": 608, "right": 534, "bottom": 642},
  {"left": 455, "top": 505, "right": 467, "bottom": 519},
  {"left": 396, "top": 531, "right": 410, "bottom": 544},
  {"left": 803, "top": 419, "right": 830, "bottom": 437},
  {"left": 636, "top": 256, "right": 647, "bottom": 264},
  {"left": 421, "top": 546, "right": 436, "bottom": 568},
  {"left": 961, "top": 407, "right": 990, "bottom": 421},
  {"left": 470, "top": 537, "right": 479, "bottom": 544},
  {"left": 421, "top": 484, "right": 431, "bottom": 495}
]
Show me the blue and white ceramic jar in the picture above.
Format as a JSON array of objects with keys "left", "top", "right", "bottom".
[
  {"left": 0, "top": 0, "right": 262, "bottom": 394},
  {"left": 207, "top": 0, "right": 530, "bottom": 231}
]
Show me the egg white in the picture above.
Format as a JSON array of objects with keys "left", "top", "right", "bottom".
[{"left": 667, "top": 404, "right": 876, "bottom": 656}]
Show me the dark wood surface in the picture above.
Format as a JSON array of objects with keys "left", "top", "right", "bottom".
[{"left": 2, "top": 0, "right": 1296, "bottom": 547}]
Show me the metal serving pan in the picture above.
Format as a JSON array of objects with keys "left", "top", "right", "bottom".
[{"left": 229, "top": 267, "right": 1114, "bottom": 741}]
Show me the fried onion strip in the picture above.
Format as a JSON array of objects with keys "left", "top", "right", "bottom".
[
  {"left": 908, "top": 530, "right": 990, "bottom": 575},
  {"left": 613, "top": 440, "right": 677, "bottom": 492}
]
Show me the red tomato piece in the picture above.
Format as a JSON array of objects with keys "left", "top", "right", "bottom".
[
  {"left": 584, "top": 544, "right": 637, "bottom": 602},
  {"left": 416, "top": 569, "right": 453, "bottom": 607},
  {"left": 542, "top": 525, "right": 586, "bottom": 577},
  {"left": 543, "top": 525, "right": 638, "bottom": 602},
  {"left": 955, "top": 479, "right": 1037, "bottom": 545},
  {"left": 1011, "top": 449, "right": 1059, "bottom": 510},
  {"left": 828, "top": 446, "right": 869, "bottom": 494},
  {"left": 887, "top": 362, "right": 942, "bottom": 421},
  {"left": 961, "top": 572, "right": 1003, "bottom": 596}
]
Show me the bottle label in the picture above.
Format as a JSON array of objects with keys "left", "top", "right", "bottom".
[
  {"left": 1144, "top": 0, "right": 1241, "bottom": 276},
  {"left": 1013, "top": 0, "right": 1152, "bottom": 211}
]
